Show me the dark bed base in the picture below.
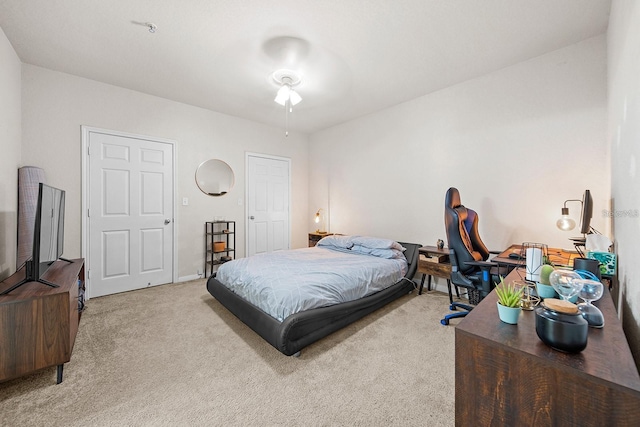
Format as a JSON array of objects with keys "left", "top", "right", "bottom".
[{"left": 206, "top": 242, "right": 420, "bottom": 356}]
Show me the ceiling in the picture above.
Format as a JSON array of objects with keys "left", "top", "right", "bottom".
[{"left": 0, "top": 0, "right": 611, "bottom": 134}]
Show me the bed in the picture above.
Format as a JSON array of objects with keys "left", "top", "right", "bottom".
[{"left": 206, "top": 235, "right": 420, "bottom": 356}]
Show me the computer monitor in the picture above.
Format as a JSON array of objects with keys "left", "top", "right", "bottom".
[{"left": 580, "top": 189, "right": 593, "bottom": 235}]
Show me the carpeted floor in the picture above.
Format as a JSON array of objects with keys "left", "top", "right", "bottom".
[{"left": 0, "top": 279, "right": 455, "bottom": 426}]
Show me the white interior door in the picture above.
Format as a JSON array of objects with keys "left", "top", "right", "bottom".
[
  {"left": 247, "top": 154, "right": 290, "bottom": 256},
  {"left": 85, "top": 129, "right": 174, "bottom": 297}
]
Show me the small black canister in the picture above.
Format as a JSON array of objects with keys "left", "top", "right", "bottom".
[{"left": 535, "top": 299, "right": 588, "bottom": 353}]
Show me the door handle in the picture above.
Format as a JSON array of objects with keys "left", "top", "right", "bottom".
[
  {"left": 164, "top": 219, "right": 171, "bottom": 225},
  {"left": 249, "top": 216, "right": 255, "bottom": 220}
]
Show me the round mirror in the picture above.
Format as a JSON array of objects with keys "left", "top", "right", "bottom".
[{"left": 195, "top": 159, "right": 234, "bottom": 196}]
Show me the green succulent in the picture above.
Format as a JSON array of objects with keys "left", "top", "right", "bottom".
[{"left": 495, "top": 276, "right": 524, "bottom": 308}]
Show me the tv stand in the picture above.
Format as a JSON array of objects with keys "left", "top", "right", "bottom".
[
  {"left": 0, "top": 259, "right": 85, "bottom": 384},
  {"left": 0, "top": 259, "right": 60, "bottom": 296},
  {"left": 0, "top": 277, "right": 60, "bottom": 296}
]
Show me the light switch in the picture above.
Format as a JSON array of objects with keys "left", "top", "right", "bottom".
[
  {"left": 238, "top": 198, "right": 243, "bottom": 206},
  {"left": 182, "top": 197, "right": 189, "bottom": 206}
]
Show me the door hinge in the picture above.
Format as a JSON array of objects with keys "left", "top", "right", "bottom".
[{"left": 87, "top": 208, "right": 90, "bottom": 217}]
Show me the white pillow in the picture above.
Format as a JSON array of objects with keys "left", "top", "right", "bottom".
[
  {"left": 350, "top": 244, "right": 407, "bottom": 260},
  {"left": 351, "top": 236, "right": 405, "bottom": 251},
  {"left": 316, "top": 235, "right": 356, "bottom": 249}
]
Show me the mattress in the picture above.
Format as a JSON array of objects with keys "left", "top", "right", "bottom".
[{"left": 215, "top": 246, "right": 408, "bottom": 321}]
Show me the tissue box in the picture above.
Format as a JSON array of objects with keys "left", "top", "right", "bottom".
[{"left": 587, "top": 251, "right": 617, "bottom": 276}]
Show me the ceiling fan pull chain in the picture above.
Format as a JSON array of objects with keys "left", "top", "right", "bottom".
[{"left": 285, "top": 99, "right": 290, "bottom": 137}]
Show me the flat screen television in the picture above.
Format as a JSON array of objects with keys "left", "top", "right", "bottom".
[
  {"left": 580, "top": 189, "right": 593, "bottom": 235},
  {"left": 1, "top": 183, "right": 71, "bottom": 295}
]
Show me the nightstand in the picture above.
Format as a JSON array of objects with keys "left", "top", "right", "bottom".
[
  {"left": 417, "top": 246, "right": 457, "bottom": 300},
  {"left": 308, "top": 232, "right": 333, "bottom": 247}
]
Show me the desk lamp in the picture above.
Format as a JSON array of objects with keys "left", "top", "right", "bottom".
[{"left": 556, "top": 199, "right": 582, "bottom": 231}]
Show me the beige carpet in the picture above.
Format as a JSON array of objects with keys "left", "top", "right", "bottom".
[{"left": 0, "top": 279, "right": 455, "bottom": 426}]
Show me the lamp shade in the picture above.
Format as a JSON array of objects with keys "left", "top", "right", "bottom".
[
  {"left": 289, "top": 90, "right": 302, "bottom": 106},
  {"left": 274, "top": 85, "right": 290, "bottom": 105}
]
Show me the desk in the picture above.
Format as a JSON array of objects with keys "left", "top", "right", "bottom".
[
  {"left": 492, "top": 244, "right": 581, "bottom": 269},
  {"left": 492, "top": 244, "right": 615, "bottom": 291},
  {"left": 455, "top": 266, "right": 640, "bottom": 426},
  {"left": 417, "top": 246, "right": 454, "bottom": 297}
]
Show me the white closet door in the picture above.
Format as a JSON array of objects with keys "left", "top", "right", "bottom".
[
  {"left": 87, "top": 130, "right": 174, "bottom": 297},
  {"left": 247, "top": 154, "right": 290, "bottom": 256}
]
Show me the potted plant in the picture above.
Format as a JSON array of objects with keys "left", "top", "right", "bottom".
[
  {"left": 495, "top": 276, "right": 524, "bottom": 324},
  {"left": 536, "top": 264, "right": 558, "bottom": 299}
]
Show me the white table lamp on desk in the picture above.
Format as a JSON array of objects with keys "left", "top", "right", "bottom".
[{"left": 526, "top": 247, "right": 543, "bottom": 282}]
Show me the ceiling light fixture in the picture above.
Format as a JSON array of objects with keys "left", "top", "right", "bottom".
[
  {"left": 272, "top": 70, "right": 302, "bottom": 137},
  {"left": 146, "top": 22, "right": 157, "bottom": 33}
]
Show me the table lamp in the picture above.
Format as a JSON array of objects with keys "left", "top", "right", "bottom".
[{"left": 314, "top": 209, "right": 327, "bottom": 234}]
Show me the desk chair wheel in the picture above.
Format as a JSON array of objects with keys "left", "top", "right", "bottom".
[
  {"left": 449, "top": 304, "right": 457, "bottom": 310},
  {"left": 441, "top": 318, "right": 449, "bottom": 326}
]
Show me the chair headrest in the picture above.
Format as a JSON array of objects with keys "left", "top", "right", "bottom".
[{"left": 445, "top": 187, "right": 461, "bottom": 209}]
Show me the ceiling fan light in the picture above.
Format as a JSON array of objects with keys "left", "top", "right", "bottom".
[
  {"left": 274, "top": 85, "right": 290, "bottom": 105},
  {"left": 289, "top": 90, "right": 302, "bottom": 106},
  {"left": 271, "top": 70, "right": 303, "bottom": 136},
  {"left": 274, "top": 94, "right": 287, "bottom": 106}
]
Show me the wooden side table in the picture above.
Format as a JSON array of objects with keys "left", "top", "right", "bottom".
[
  {"left": 417, "top": 246, "right": 457, "bottom": 299},
  {"left": 308, "top": 232, "right": 333, "bottom": 247}
]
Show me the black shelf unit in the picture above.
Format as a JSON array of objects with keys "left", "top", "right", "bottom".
[{"left": 204, "top": 221, "right": 235, "bottom": 277}]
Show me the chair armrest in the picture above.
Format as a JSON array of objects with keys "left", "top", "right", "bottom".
[
  {"left": 463, "top": 260, "right": 496, "bottom": 269},
  {"left": 462, "top": 260, "right": 497, "bottom": 298}
]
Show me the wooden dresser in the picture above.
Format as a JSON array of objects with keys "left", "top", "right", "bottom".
[
  {"left": 0, "top": 259, "right": 85, "bottom": 384},
  {"left": 455, "top": 266, "right": 640, "bottom": 426}
]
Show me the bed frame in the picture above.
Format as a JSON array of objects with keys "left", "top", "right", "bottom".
[{"left": 206, "top": 242, "right": 420, "bottom": 356}]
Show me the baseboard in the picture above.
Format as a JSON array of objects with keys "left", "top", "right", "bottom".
[{"left": 178, "top": 274, "right": 204, "bottom": 283}]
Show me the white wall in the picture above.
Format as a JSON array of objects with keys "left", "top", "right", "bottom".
[
  {"left": 0, "top": 27, "right": 21, "bottom": 280},
  {"left": 309, "top": 36, "right": 609, "bottom": 291},
  {"left": 21, "top": 65, "right": 309, "bottom": 281},
  {"left": 608, "top": 0, "right": 640, "bottom": 368}
]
